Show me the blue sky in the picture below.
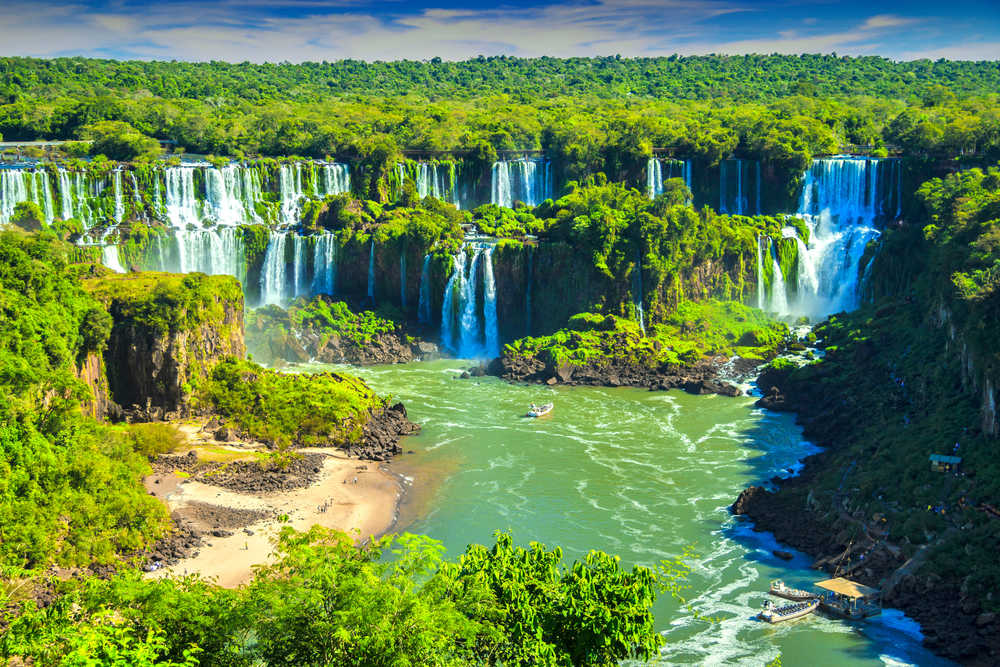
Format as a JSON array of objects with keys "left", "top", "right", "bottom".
[{"left": 1, "top": 0, "right": 997, "bottom": 62}]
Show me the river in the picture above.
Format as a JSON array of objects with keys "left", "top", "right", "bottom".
[{"left": 299, "top": 359, "right": 950, "bottom": 666}]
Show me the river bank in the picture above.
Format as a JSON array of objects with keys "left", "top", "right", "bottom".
[{"left": 142, "top": 420, "right": 407, "bottom": 588}]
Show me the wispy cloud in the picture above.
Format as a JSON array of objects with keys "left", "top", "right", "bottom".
[{"left": 0, "top": 1, "right": 995, "bottom": 62}]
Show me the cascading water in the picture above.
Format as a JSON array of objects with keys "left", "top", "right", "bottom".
[
  {"left": 292, "top": 235, "right": 308, "bottom": 299},
  {"left": 165, "top": 167, "right": 201, "bottom": 228},
  {"left": 279, "top": 164, "right": 304, "bottom": 227},
  {"left": 633, "top": 247, "right": 646, "bottom": 336},
  {"left": 769, "top": 239, "right": 788, "bottom": 315},
  {"left": 491, "top": 158, "right": 551, "bottom": 208},
  {"left": 319, "top": 163, "right": 350, "bottom": 197},
  {"left": 102, "top": 245, "right": 126, "bottom": 273},
  {"left": 204, "top": 165, "right": 258, "bottom": 226},
  {"left": 440, "top": 251, "right": 466, "bottom": 352},
  {"left": 260, "top": 231, "right": 289, "bottom": 306},
  {"left": 172, "top": 227, "right": 242, "bottom": 277},
  {"left": 418, "top": 254, "right": 432, "bottom": 324},
  {"left": 790, "top": 157, "right": 897, "bottom": 318},
  {"left": 482, "top": 248, "right": 499, "bottom": 358},
  {"left": 755, "top": 235, "right": 766, "bottom": 310},
  {"left": 647, "top": 158, "right": 692, "bottom": 199},
  {"left": 367, "top": 240, "right": 376, "bottom": 303},
  {"left": 440, "top": 243, "right": 501, "bottom": 358},
  {"left": 525, "top": 248, "right": 533, "bottom": 336},
  {"left": 113, "top": 170, "right": 124, "bottom": 223},
  {"left": 0, "top": 169, "right": 29, "bottom": 223},
  {"left": 720, "top": 159, "right": 759, "bottom": 215},
  {"left": 57, "top": 169, "right": 74, "bottom": 220},
  {"left": 311, "top": 233, "right": 336, "bottom": 296}
]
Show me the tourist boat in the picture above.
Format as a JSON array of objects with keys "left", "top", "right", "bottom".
[
  {"left": 757, "top": 598, "right": 819, "bottom": 623},
  {"left": 769, "top": 580, "right": 818, "bottom": 602},
  {"left": 527, "top": 402, "right": 553, "bottom": 418}
]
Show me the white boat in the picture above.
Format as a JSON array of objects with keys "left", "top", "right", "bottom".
[
  {"left": 757, "top": 598, "right": 819, "bottom": 623},
  {"left": 527, "top": 402, "right": 553, "bottom": 418},
  {"left": 769, "top": 580, "right": 818, "bottom": 602}
]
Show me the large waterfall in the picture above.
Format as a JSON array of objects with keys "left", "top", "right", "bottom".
[
  {"left": 647, "top": 158, "right": 692, "bottom": 199},
  {"left": 440, "top": 242, "right": 501, "bottom": 358},
  {"left": 720, "top": 159, "right": 760, "bottom": 215},
  {"left": 790, "top": 157, "right": 899, "bottom": 318},
  {"left": 491, "top": 158, "right": 551, "bottom": 208},
  {"left": 260, "top": 231, "right": 289, "bottom": 306}
]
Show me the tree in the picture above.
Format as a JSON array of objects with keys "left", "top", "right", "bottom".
[
  {"left": 10, "top": 201, "right": 44, "bottom": 230},
  {"left": 84, "top": 120, "right": 160, "bottom": 161}
]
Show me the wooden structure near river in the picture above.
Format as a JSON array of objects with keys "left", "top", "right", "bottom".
[{"left": 816, "top": 577, "right": 882, "bottom": 619}]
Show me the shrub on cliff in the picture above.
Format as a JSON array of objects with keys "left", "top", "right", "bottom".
[
  {"left": 0, "top": 233, "right": 168, "bottom": 568},
  {"left": 192, "top": 357, "right": 383, "bottom": 448}
]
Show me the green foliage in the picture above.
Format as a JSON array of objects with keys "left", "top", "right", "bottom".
[
  {"left": 10, "top": 201, "right": 44, "bottom": 231},
  {"left": 84, "top": 272, "right": 243, "bottom": 336},
  {"left": 2, "top": 527, "right": 679, "bottom": 666},
  {"left": 84, "top": 120, "right": 161, "bottom": 161},
  {"left": 192, "top": 357, "right": 383, "bottom": 448},
  {"left": 507, "top": 300, "right": 786, "bottom": 370},
  {"left": 0, "top": 233, "right": 168, "bottom": 568}
]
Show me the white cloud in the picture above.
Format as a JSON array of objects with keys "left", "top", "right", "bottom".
[{"left": 0, "top": 1, "right": 994, "bottom": 62}]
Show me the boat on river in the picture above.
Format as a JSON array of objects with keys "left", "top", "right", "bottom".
[
  {"left": 527, "top": 402, "right": 553, "bottom": 418},
  {"left": 757, "top": 598, "right": 819, "bottom": 623},
  {"left": 769, "top": 580, "right": 818, "bottom": 602}
]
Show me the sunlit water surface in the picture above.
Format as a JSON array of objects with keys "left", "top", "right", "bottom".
[{"left": 298, "top": 359, "right": 950, "bottom": 666}]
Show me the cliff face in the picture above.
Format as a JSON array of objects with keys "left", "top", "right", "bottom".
[{"left": 84, "top": 272, "right": 246, "bottom": 419}]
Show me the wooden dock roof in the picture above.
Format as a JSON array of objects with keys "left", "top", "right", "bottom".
[{"left": 815, "top": 577, "right": 879, "bottom": 599}]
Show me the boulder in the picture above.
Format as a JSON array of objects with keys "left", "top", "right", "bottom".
[{"left": 975, "top": 612, "right": 995, "bottom": 627}]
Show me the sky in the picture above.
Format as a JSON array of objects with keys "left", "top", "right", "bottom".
[{"left": 1, "top": 0, "right": 998, "bottom": 63}]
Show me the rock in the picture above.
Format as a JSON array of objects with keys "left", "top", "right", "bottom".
[
  {"left": 214, "top": 427, "right": 236, "bottom": 442},
  {"left": 555, "top": 363, "right": 575, "bottom": 383},
  {"left": 773, "top": 550, "right": 794, "bottom": 560},
  {"left": 975, "top": 612, "right": 995, "bottom": 627},
  {"left": 731, "top": 486, "right": 768, "bottom": 515},
  {"left": 460, "top": 371, "right": 471, "bottom": 379},
  {"left": 546, "top": 377, "right": 558, "bottom": 385}
]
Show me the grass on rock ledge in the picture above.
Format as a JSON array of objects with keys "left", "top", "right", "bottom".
[
  {"left": 505, "top": 300, "right": 787, "bottom": 369},
  {"left": 191, "top": 357, "right": 385, "bottom": 449}
]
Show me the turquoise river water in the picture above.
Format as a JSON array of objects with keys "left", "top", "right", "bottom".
[{"left": 300, "top": 359, "right": 951, "bottom": 667}]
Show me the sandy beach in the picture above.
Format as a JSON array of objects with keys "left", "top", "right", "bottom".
[{"left": 145, "top": 426, "right": 403, "bottom": 588}]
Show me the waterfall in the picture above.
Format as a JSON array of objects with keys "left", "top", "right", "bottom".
[
  {"left": 440, "top": 251, "right": 466, "bottom": 352},
  {"left": 410, "top": 162, "right": 458, "bottom": 205},
  {"left": 440, "top": 243, "right": 501, "bottom": 358},
  {"left": 311, "top": 233, "right": 336, "bottom": 296},
  {"left": 459, "top": 250, "right": 483, "bottom": 354},
  {"left": 720, "top": 159, "right": 759, "bottom": 215},
  {"left": 769, "top": 239, "right": 788, "bottom": 315},
  {"left": 0, "top": 169, "right": 59, "bottom": 225},
  {"left": 791, "top": 157, "right": 893, "bottom": 317},
  {"left": 204, "top": 165, "right": 256, "bottom": 226},
  {"left": 400, "top": 252, "right": 407, "bottom": 310},
  {"left": 279, "top": 163, "right": 304, "bottom": 226},
  {"left": 113, "top": 170, "right": 124, "bottom": 223},
  {"left": 130, "top": 173, "right": 141, "bottom": 204},
  {"left": 102, "top": 245, "right": 126, "bottom": 273},
  {"left": 647, "top": 158, "right": 662, "bottom": 199},
  {"left": 482, "top": 248, "right": 499, "bottom": 358},
  {"left": 319, "top": 163, "right": 350, "bottom": 196},
  {"left": 292, "top": 235, "right": 308, "bottom": 299},
  {"left": 367, "top": 240, "right": 375, "bottom": 303},
  {"left": 491, "top": 158, "right": 551, "bottom": 208},
  {"left": 260, "top": 231, "right": 289, "bottom": 306},
  {"left": 58, "top": 169, "right": 74, "bottom": 220},
  {"left": 0, "top": 169, "right": 29, "bottom": 223},
  {"left": 649, "top": 158, "right": 693, "bottom": 199},
  {"left": 173, "top": 227, "right": 242, "bottom": 277},
  {"left": 633, "top": 247, "right": 646, "bottom": 336},
  {"left": 418, "top": 254, "right": 432, "bottom": 323},
  {"left": 755, "top": 235, "right": 765, "bottom": 310},
  {"left": 164, "top": 167, "right": 201, "bottom": 228}
]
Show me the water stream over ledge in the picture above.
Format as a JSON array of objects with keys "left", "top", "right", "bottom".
[{"left": 297, "top": 359, "right": 951, "bottom": 666}]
